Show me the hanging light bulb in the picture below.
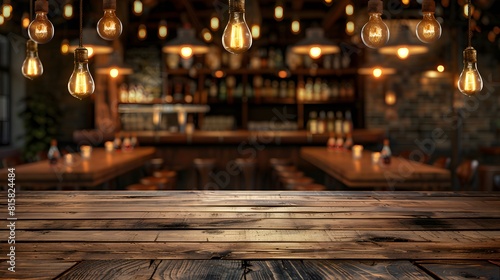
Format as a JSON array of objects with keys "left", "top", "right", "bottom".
[
  {"left": 361, "top": 0, "right": 390, "bottom": 49},
  {"left": 210, "top": 14, "right": 220, "bottom": 31},
  {"left": 416, "top": 0, "right": 441, "bottom": 43},
  {"left": 22, "top": 40, "right": 43, "bottom": 80},
  {"left": 437, "top": 65, "right": 445, "bottom": 72},
  {"left": 158, "top": 20, "right": 167, "bottom": 39},
  {"left": 138, "top": 24, "right": 147, "bottom": 40},
  {"left": 202, "top": 28, "right": 212, "bottom": 42},
  {"left": 133, "top": 0, "right": 143, "bottom": 16},
  {"left": 2, "top": 0, "right": 12, "bottom": 20},
  {"left": 68, "top": 0, "right": 95, "bottom": 100},
  {"left": 22, "top": 12, "right": 30, "bottom": 29},
  {"left": 397, "top": 47, "right": 409, "bottom": 59},
  {"left": 458, "top": 0, "right": 483, "bottom": 97},
  {"left": 401, "top": 0, "right": 410, "bottom": 6},
  {"left": 346, "top": 21, "right": 355, "bottom": 35},
  {"left": 345, "top": 4, "right": 354, "bottom": 16},
  {"left": 97, "top": 0, "right": 123, "bottom": 41},
  {"left": 222, "top": 0, "right": 252, "bottom": 54},
  {"left": 324, "top": 0, "right": 333, "bottom": 5},
  {"left": 63, "top": 1, "right": 73, "bottom": 20},
  {"left": 291, "top": 19, "right": 300, "bottom": 34},
  {"left": 61, "top": 39, "right": 70, "bottom": 54},
  {"left": 68, "top": 48, "right": 95, "bottom": 99},
  {"left": 109, "top": 68, "right": 119, "bottom": 78},
  {"left": 274, "top": 0, "right": 284, "bottom": 21},
  {"left": 373, "top": 67, "right": 383, "bottom": 78},
  {"left": 180, "top": 46, "right": 193, "bottom": 59},
  {"left": 28, "top": 0, "right": 54, "bottom": 44},
  {"left": 251, "top": 24, "right": 260, "bottom": 39},
  {"left": 309, "top": 47, "right": 322, "bottom": 59}
]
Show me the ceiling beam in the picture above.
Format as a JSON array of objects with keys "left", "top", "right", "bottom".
[{"left": 322, "top": 0, "right": 349, "bottom": 30}]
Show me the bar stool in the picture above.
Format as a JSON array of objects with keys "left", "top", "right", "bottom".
[
  {"left": 269, "top": 158, "right": 293, "bottom": 167},
  {"left": 282, "top": 177, "right": 314, "bottom": 190},
  {"left": 144, "top": 158, "right": 164, "bottom": 176},
  {"left": 153, "top": 170, "right": 177, "bottom": 190},
  {"left": 140, "top": 176, "right": 168, "bottom": 190},
  {"left": 235, "top": 158, "right": 257, "bottom": 190},
  {"left": 294, "top": 184, "right": 327, "bottom": 191},
  {"left": 126, "top": 184, "right": 159, "bottom": 191},
  {"left": 193, "top": 158, "right": 216, "bottom": 190}
]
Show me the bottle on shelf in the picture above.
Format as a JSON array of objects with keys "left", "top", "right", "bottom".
[
  {"left": 327, "top": 111, "right": 335, "bottom": 133},
  {"left": 317, "top": 111, "right": 326, "bottom": 134},
  {"left": 307, "top": 111, "right": 318, "bottom": 134},
  {"left": 334, "top": 111, "right": 343, "bottom": 137},
  {"left": 47, "top": 139, "right": 61, "bottom": 165},
  {"left": 119, "top": 84, "right": 128, "bottom": 103},
  {"left": 343, "top": 110, "right": 353, "bottom": 135},
  {"left": 305, "top": 78, "right": 313, "bottom": 101},
  {"left": 381, "top": 139, "right": 392, "bottom": 164},
  {"left": 313, "top": 78, "right": 321, "bottom": 101}
]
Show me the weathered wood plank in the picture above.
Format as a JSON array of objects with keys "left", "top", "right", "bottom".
[
  {"left": 57, "top": 260, "right": 160, "bottom": 280},
  {"left": 152, "top": 260, "right": 244, "bottom": 280},
  {"left": 245, "top": 260, "right": 434, "bottom": 279},
  {"left": 0, "top": 260, "right": 77, "bottom": 280},
  {"left": 417, "top": 260, "right": 500, "bottom": 280}
]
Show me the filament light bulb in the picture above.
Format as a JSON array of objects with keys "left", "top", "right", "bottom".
[
  {"left": 458, "top": 47, "right": 483, "bottom": 96},
  {"left": 133, "top": 0, "right": 143, "bottom": 16},
  {"left": 22, "top": 40, "right": 43, "bottom": 80},
  {"left": 222, "top": 0, "right": 252, "bottom": 54},
  {"left": 97, "top": 0, "right": 123, "bottom": 41},
  {"left": 63, "top": 2, "right": 73, "bottom": 19},
  {"left": 416, "top": 0, "right": 441, "bottom": 43},
  {"left": 158, "top": 20, "right": 167, "bottom": 39},
  {"left": 68, "top": 48, "right": 95, "bottom": 99},
  {"left": 361, "top": 0, "right": 390, "bottom": 49},
  {"left": 28, "top": 0, "right": 55, "bottom": 44}
]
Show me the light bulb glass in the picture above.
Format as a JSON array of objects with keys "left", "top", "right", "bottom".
[
  {"left": 361, "top": 14, "right": 390, "bottom": 49},
  {"left": 63, "top": 3, "right": 73, "bottom": 19},
  {"left": 251, "top": 24, "right": 260, "bottom": 39},
  {"left": 28, "top": 12, "right": 55, "bottom": 44},
  {"left": 223, "top": 0, "right": 252, "bottom": 54},
  {"left": 416, "top": 12, "right": 442, "bottom": 43},
  {"left": 458, "top": 48, "right": 483, "bottom": 96},
  {"left": 68, "top": 48, "right": 95, "bottom": 100},
  {"left": 97, "top": 9, "right": 123, "bottom": 40},
  {"left": 180, "top": 47, "right": 193, "bottom": 59},
  {"left": 210, "top": 16, "right": 220, "bottom": 31},
  {"left": 133, "top": 0, "right": 143, "bottom": 16},
  {"left": 22, "top": 13, "right": 30, "bottom": 28},
  {"left": 274, "top": 4, "right": 284, "bottom": 21},
  {"left": 346, "top": 4, "right": 354, "bottom": 16},
  {"left": 397, "top": 47, "right": 409, "bottom": 59},
  {"left": 61, "top": 39, "right": 69, "bottom": 54},
  {"left": 373, "top": 68, "right": 382, "bottom": 78},
  {"left": 291, "top": 20, "right": 300, "bottom": 34},
  {"left": 158, "top": 20, "right": 167, "bottom": 39},
  {"left": 22, "top": 40, "right": 43, "bottom": 80},
  {"left": 309, "top": 47, "right": 322, "bottom": 59},
  {"left": 109, "top": 68, "right": 119, "bottom": 78},
  {"left": 86, "top": 47, "right": 94, "bottom": 58},
  {"left": 346, "top": 21, "right": 355, "bottom": 35},
  {"left": 2, "top": 3, "right": 12, "bottom": 20},
  {"left": 138, "top": 24, "right": 147, "bottom": 40}
]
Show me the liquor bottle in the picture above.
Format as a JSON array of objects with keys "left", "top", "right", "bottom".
[
  {"left": 334, "top": 111, "right": 343, "bottom": 137},
  {"left": 327, "top": 111, "right": 335, "bottom": 133},
  {"left": 47, "top": 139, "right": 61, "bottom": 165},
  {"left": 381, "top": 139, "right": 392, "bottom": 164},
  {"left": 317, "top": 111, "right": 326, "bottom": 134},
  {"left": 313, "top": 78, "right": 321, "bottom": 101},
  {"left": 343, "top": 110, "right": 353, "bottom": 135},
  {"left": 305, "top": 78, "right": 313, "bottom": 101},
  {"left": 344, "top": 132, "right": 353, "bottom": 150},
  {"left": 307, "top": 111, "right": 318, "bottom": 134},
  {"left": 219, "top": 80, "right": 227, "bottom": 101}
]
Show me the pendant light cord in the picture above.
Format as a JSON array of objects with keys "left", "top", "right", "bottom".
[
  {"left": 29, "top": 0, "right": 33, "bottom": 21},
  {"left": 467, "top": 0, "right": 472, "bottom": 47},
  {"left": 79, "top": 0, "right": 83, "bottom": 47}
]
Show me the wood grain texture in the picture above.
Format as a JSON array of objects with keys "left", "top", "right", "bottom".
[
  {"left": 301, "top": 147, "right": 451, "bottom": 189},
  {"left": 417, "top": 260, "right": 500, "bottom": 280},
  {"left": 0, "top": 191, "right": 499, "bottom": 278},
  {"left": 0, "top": 260, "right": 77, "bottom": 280}
]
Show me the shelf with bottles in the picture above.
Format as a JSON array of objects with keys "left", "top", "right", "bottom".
[{"left": 305, "top": 110, "right": 355, "bottom": 136}]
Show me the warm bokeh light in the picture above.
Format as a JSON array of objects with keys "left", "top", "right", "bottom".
[
  {"left": 251, "top": 24, "right": 260, "bottom": 39},
  {"left": 2, "top": 2, "right": 12, "bottom": 20},
  {"left": 463, "top": 4, "right": 474, "bottom": 18},
  {"left": 385, "top": 90, "right": 397, "bottom": 105},
  {"left": 86, "top": 47, "right": 94, "bottom": 58},
  {"left": 372, "top": 68, "right": 382, "bottom": 78},
  {"left": 180, "top": 46, "right": 193, "bottom": 59},
  {"left": 210, "top": 15, "right": 220, "bottom": 31},
  {"left": 494, "top": 26, "right": 500, "bottom": 35},
  {"left": 158, "top": 20, "right": 167, "bottom": 39},
  {"left": 60, "top": 39, "right": 70, "bottom": 54},
  {"left": 0, "top": 15, "right": 5, "bottom": 26},
  {"left": 22, "top": 13, "right": 30, "bottom": 28},
  {"left": 138, "top": 24, "right": 147, "bottom": 40},
  {"left": 309, "top": 47, "right": 322, "bottom": 59},
  {"left": 133, "top": 0, "right": 143, "bottom": 16},
  {"left": 291, "top": 20, "right": 300, "bottom": 34},
  {"left": 274, "top": 3, "right": 284, "bottom": 21},
  {"left": 397, "top": 47, "right": 409, "bottom": 59},
  {"left": 278, "top": 70, "right": 289, "bottom": 79},
  {"left": 345, "top": 4, "right": 354, "bottom": 16},
  {"left": 402, "top": 0, "right": 410, "bottom": 5},
  {"left": 63, "top": 3, "right": 73, "bottom": 19},
  {"left": 202, "top": 28, "right": 212, "bottom": 42},
  {"left": 324, "top": 0, "right": 333, "bottom": 5},
  {"left": 109, "top": 68, "right": 119, "bottom": 78},
  {"left": 346, "top": 21, "right": 355, "bottom": 35},
  {"left": 437, "top": 65, "right": 445, "bottom": 72},
  {"left": 214, "top": 70, "right": 225, "bottom": 78}
]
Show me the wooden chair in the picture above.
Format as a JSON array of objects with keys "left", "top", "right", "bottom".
[{"left": 456, "top": 159, "right": 479, "bottom": 190}]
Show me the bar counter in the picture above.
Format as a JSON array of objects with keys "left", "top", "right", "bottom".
[{"left": 1, "top": 191, "right": 499, "bottom": 279}]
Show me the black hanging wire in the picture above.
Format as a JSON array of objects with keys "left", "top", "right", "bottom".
[
  {"left": 467, "top": 0, "right": 472, "bottom": 47},
  {"left": 79, "top": 0, "right": 83, "bottom": 47},
  {"left": 30, "top": 0, "right": 33, "bottom": 21}
]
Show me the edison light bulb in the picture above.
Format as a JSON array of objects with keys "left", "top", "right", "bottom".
[
  {"left": 63, "top": 2, "right": 73, "bottom": 19},
  {"left": 416, "top": 0, "right": 441, "bottom": 43},
  {"left": 361, "top": 0, "right": 389, "bottom": 49},
  {"left": 458, "top": 47, "right": 483, "bottom": 96},
  {"left": 222, "top": 0, "right": 252, "bottom": 54},
  {"left": 68, "top": 48, "right": 95, "bottom": 100},
  {"left": 28, "top": 0, "right": 54, "bottom": 44},
  {"left": 97, "top": 0, "right": 122, "bottom": 41},
  {"left": 22, "top": 40, "right": 43, "bottom": 80}
]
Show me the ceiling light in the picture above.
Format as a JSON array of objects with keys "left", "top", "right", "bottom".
[{"left": 291, "top": 27, "right": 339, "bottom": 59}]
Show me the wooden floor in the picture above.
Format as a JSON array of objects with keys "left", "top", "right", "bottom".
[{"left": 1, "top": 191, "right": 500, "bottom": 279}]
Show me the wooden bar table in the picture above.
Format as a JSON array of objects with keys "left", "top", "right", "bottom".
[
  {"left": 301, "top": 147, "right": 451, "bottom": 190},
  {"left": 0, "top": 147, "right": 156, "bottom": 190},
  {"left": 0, "top": 191, "right": 499, "bottom": 279}
]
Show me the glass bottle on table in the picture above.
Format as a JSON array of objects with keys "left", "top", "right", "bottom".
[
  {"left": 381, "top": 139, "right": 392, "bottom": 164},
  {"left": 47, "top": 139, "right": 61, "bottom": 165}
]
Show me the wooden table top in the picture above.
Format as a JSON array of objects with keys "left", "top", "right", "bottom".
[
  {"left": 0, "top": 191, "right": 498, "bottom": 279},
  {"left": 301, "top": 147, "right": 451, "bottom": 190},
  {"left": 0, "top": 147, "right": 156, "bottom": 189}
]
